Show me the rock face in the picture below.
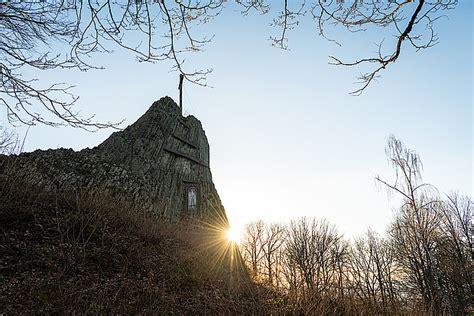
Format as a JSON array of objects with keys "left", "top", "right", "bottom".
[{"left": 0, "top": 97, "right": 227, "bottom": 222}]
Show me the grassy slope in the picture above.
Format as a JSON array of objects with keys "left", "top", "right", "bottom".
[{"left": 0, "top": 176, "right": 285, "bottom": 314}]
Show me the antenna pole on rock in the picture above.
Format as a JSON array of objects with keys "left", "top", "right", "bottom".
[{"left": 178, "top": 74, "right": 184, "bottom": 115}]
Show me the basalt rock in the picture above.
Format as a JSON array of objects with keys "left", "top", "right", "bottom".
[{"left": 0, "top": 97, "right": 227, "bottom": 223}]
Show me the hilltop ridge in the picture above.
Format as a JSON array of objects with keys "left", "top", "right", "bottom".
[{"left": 0, "top": 98, "right": 279, "bottom": 313}]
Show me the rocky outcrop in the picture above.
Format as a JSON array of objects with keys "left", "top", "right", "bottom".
[{"left": 0, "top": 97, "right": 227, "bottom": 222}]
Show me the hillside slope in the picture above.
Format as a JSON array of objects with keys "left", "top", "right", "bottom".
[
  {"left": 0, "top": 96, "right": 290, "bottom": 313},
  {"left": 0, "top": 178, "right": 285, "bottom": 313}
]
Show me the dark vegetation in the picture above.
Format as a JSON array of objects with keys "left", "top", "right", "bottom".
[
  {"left": 0, "top": 167, "right": 283, "bottom": 314},
  {"left": 0, "top": 128, "right": 472, "bottom": 315},
  {"left": 0, "top": 128, "right": 472, "bottom": 314}
]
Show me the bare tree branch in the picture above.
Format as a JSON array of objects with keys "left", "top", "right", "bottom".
[{"left": 0, "top": 1, "right": 458, "bottom": 128}]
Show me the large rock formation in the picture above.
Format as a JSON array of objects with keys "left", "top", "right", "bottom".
[{"left": 0, "top": 97, "right": 227, "bottom": 222}]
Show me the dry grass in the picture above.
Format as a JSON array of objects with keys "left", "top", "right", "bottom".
[
  {"left": 0, "top": 171, "right": 287, "bottom": 314},
  {"left": 2, "top": 158, "right": 459, "bottom": 315}
]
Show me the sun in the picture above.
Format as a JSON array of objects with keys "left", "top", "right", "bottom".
[{"left": 226, "top": 227, "right": 241, "bottom": 243}]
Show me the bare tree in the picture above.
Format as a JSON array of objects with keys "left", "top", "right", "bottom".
[
  {"left": 261, "top": 223, "right": 286, "bottom": 287},
  {"left": 240, "top": 220, "right": 265, "bottom": 278},
  {"left": 378, "top": 135, "right": 448, "bottom": 313},
  {"left": 0, "top": 124, "right": 19, "bottom": 154},
  {"left": 285, "top": 218, "right": 346, "bottom": 303},
  {"left": 348, "top": 229, "right": 399, "bottom": 314},
  {"left": 435, "top": 193, "right": 473, "bottom": 314},
  {"left": 1, "top": 1, "right": 457, "bottom": 128},
  {"left": 237, "top": 136, "right": 471, "bottom": 314}
]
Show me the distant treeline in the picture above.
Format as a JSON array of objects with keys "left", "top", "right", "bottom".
[{"left": 239, "top": 136, "right": 473, "bottom": 315}]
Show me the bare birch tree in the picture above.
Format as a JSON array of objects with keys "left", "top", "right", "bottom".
[{"left": 377, "top": 136, "right": 444, "bottom": 312}]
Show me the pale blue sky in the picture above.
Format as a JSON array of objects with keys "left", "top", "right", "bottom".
[{"left": 4, "top": 2, "right": 472, "bottom": 237}]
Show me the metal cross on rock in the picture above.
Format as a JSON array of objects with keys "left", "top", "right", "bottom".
[{"left": 178, "top": 74, "right": 184, "bottom": 114}]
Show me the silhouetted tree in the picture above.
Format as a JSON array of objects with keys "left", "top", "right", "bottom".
[
  {"left": 348, "top": 229, "right": 399, "bottom": 314},
  {"left": 261, "top": 223, "right": 286, "bottom": 287},
  {"left": 239, "top": 136, "right": 472, "bottom": 314},
  {"left": 435, "top": 193, "right": 473, "bottom": 314},
  {"left": 0, "top": 0, "right": 215, "bottom": 128},
  {"left": 378, "top": 136, "right": 444, "bottom": 313},
  {"left": 240, "top": 220, "right": 265, "bottom": 278},
  {"left": 378, "top": 135, "right": 473, "bottom": 313},
  {"left": 285, "top": 218, "right": 346, "bottom": 304}
]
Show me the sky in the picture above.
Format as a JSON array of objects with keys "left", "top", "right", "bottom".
[{"left": 3, "top": 2, "right": 472, "bottom": 239}]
